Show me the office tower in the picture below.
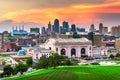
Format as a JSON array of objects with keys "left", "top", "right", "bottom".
[
  {"left": 102, "top": 27, "right": 108, "bottom": 34},
  {"left": 41, "top": 27, "right": 46, "bottom": 35},
  {"left": 89, "top": 24, "right": 95, "bottom": 32},
  {"left": 71, "top": 24, "right": 76, "bottom": 32},
  {"left": 62, "top": 21, "right": 69, "bottom": 34},
  {"left": 99, "top": 23, "right": 103, "bottom": 33},
  {"left": 54, "top": 19, "right": 59, "bottom": 33}
]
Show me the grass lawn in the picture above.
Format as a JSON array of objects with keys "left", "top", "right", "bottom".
[
  {"left": 4, "top": 66, "right": 120, "bottom": 80},
  {"left": 0, "top": 56, "right": 11, "bottom": 59}
]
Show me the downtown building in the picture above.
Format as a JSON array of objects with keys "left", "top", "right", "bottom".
[{"left": 40, "top": 38, "right": 92, "bottom": 58}]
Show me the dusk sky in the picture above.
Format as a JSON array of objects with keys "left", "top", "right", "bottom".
[{"left": 0, "top": 0, "right": 120, "bottom": 32}]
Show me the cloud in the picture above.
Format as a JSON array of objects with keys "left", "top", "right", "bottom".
[{"left": 0, "top": 0, "right": 120, "bottom": 30}]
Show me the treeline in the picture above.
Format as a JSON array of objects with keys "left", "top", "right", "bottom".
[
  {"left": 0, "top": 58, "right": 32, "bottom": 77},
  {"left": 35, "top": 53, "right": 73, "bottom": 69},
  {"left": 0, "top": 53, "right": 74, "bottom": 78}
]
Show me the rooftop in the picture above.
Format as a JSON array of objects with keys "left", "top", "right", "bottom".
[{"left": 54, "top": 37, "right": 92, "bottom": 45}]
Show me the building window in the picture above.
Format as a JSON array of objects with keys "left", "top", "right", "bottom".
[
  {"left": 81, "top": 48, "right": 85, "bottom": 54},
  {"left": 56, "top": 48, "right": 58, "bottom": 51},
  {"left": 49, "top": 47, "right": 51, "bottom": 50},
  {"left": 61, "top": 49, "right": 66, "bottom": 55},
  {"left": 36, "top": 54, "right": 38, "bottom": 59},
  {"left": 71, "top": 48, "right": 76, "bottom": 56}
]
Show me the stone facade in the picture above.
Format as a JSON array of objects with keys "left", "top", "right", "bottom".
[{"left": 41, "top": 38, "right": 92, "bottom": 58}]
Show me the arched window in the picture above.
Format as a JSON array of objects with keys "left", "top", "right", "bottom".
[
  {"left": 81, "top": 48, "right": 85, "bottom": 55},
  {"left": 71, "top": 48, "right": 76, "bottom": 56},
  {"left": 61, "top": 49, "right": 66, "bottom": 55}
]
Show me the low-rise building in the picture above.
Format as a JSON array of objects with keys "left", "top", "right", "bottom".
[{"left": 40, "top": 38, "right": 92, "bottom": 58}]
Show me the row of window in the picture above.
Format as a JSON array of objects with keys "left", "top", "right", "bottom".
[{"left": 60, "top": 48, "right": 86, "bottom": 56}]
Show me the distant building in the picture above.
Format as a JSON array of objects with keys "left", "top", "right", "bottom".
[
  {"left": 30, "top": 28, "right": 40, "bottom": 33},
  {"left": 77, "top": 28, "right": 85, "bottom": 32},
  {"left": 13, "top": 26, "right": 28, "bottom": 36},
  {"left": 102, "top": 35, "right": 115, "bottom": 48},
  {"left": 54, "top": 19, "right": 59, "bottom": 33},
  {"left": 89, "top": 24, "right": 95, "bottom": 32},
  {"left": 111, "top": 25, "right": 120, "bottom": 36},
  {"left": 41, "top": 27, "right": 46, "bottom": 36},
  {"left": 71, "top": 24, "right": 76, "bottom": 32},
  {"left": 41, "top": 38, "right": 92, "bottom": 58},
  {"left": 62, "top": 21, "right": 69, "bottom": 34},
  {"left": 93, "top": 34, "right": 102, "bottom": 47},
  {"left": 115, "top": 38, "right": 120, "bottom": 50},
  {"left": 47, "top": 21, "right": 52, "bottom": 35},
  {"left": 99, "top": 23, "right": 103, "bottom": 33},
  {"left": 102, "top": 27, "right": 108, "bottom": 34}
]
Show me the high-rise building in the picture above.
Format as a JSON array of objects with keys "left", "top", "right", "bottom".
[
  {"left": 99, "top": 23, "right": 103, "bottom": 33},
  {"left": 102, "top": 27, "right": 108, "bottom": 34},
  {"left": 111, "top": 25, "right": 120, "bottom": 36},
  {"left": 62, "top": 21, "right": 69, "bottom": 34},
  {"left": 54, "top": 19, "right": 59, "bottom": 33},
  {"left": 47, "top": 21, "right": 52, "bottom": 35},
  {"left": 48, "top": 21, "right": 51, "bottom": 32},
  {"left": 41, "top": 27, "right": 46, "bottom": 35},
  {"left": 89, "top": 24, "right": 95, "bottom": 32},
  {"left": 71, "top": 24, "right": 76, "bottom": 32}
]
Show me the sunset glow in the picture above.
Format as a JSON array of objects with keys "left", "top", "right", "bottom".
[{"left": 0, "top": 0, "right": 120, "bottom": 28}]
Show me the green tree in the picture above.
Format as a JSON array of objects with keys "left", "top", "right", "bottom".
[
  {"left": 52, "top": 53, "right": 65, "bottom": 68},
  {"left": 35, "top": 55, "right": 48, "bottom": 69},
  {"left": 109, "top": 54, "right": 114, "bottom": 59},
  {"left": 3, "top": 65, "right": 13, "bottom": 77},
  {"left": 12, "top": 67, "right": 18, "bottom": 75},
  {"left": 116, "top": 53, "right": 120, "bottom": 57},
  {"left": 65, "top": 59, "right": 72, "bottom": 66},
  {"left": 26, "top": 58, "right": 33, "bottom": 67},
  {"left": 48, "top": 56, "right": 54, "bottom": 67},
  {"left": 16, "top": 63, "right": 28, "bottom": 75},
  {"left": 2, "top": 60, "right": 6, "bottom": 65}
]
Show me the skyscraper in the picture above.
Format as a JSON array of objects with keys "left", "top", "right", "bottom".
[
  {"left": 71, "top": 24, "right": 76, "bottom": 32},
  {"left": 47, "top": 21, "right": 51, "bottom": 35},
  {"left": 89, "top": 24, "right": 95, "bottom": 32},
  {"left": 99, "top": 23, "right": 103, "bottom": 33},
  {"left": 102, "top": 27, "right": 108, "bottom": 34},
  {"left": 41, "top": 27, "right": 46, "bottom": 35},
  {"left": 54, "top": 19, "right": 59, "bottom": 33},
  {"left": 48, "top": 21, "right": 51, "bottom": 32},
  {"left": 62, "top": 21, "right": 69, "bottom": 34}
]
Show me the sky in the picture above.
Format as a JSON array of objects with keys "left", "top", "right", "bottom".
[{"left": 0, "top": 0, "right": 120, "bottom": 32}]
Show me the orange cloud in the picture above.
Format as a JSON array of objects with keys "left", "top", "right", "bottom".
[{"left": 1, "top": 0, "right": 120, "bottom": 26}]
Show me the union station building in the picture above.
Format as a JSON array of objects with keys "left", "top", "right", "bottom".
[{"left": 40, "top": 38, "right": 92, "bottom": 58}]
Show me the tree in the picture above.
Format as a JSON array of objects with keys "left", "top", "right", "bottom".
[
  {"left": 26, "top": 58, "right": 33, "bottom": 67},
  {"left": 35, "top": 55, "right": 48, "bottom": 69},
  {"left": 16, "top": 63, "right": 28, "bottom": 75},
  {"left": 116, "top": 53, "right": 120, "bottom": 57},
  {"left": 3, "top": 65, "right": 13, "bottom": 77},
  {"left": 52, "top": 53, "right": 65, "bottom": 68},
  {"left": 12, "top": 67, "right": 18, "bottom": 75},
  {"left": 109, "top": 54, "right": 114, "bottom": 59},
  {"left": 2, "top": 60, "right": 6, "bottom": 65},
  {"left": 48, "top": 56, "right": 54, "bottom": 67},
  {"left": 65, "top": 59, "right": 72, "bottom": 66}
]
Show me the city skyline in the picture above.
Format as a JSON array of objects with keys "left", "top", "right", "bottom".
[{"left": 0, "top": 0, "right": 120, "bottom": 32}]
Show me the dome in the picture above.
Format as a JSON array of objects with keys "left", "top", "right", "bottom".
[{"left": 18, "top": 50, "right": 26, "bottom": 56}]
